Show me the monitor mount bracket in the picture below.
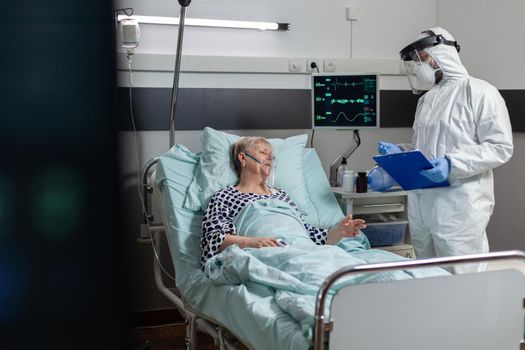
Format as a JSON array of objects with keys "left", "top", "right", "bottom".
[{"left": 329, "top": 129, "right": 361, "bottom": 187}]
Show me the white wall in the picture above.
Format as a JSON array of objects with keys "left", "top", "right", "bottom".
[
  {"left": 437, "top": 0, "right": 525, "bottom": 89},
  {"left": 437, "top": 0, "right": 525, "bottom": 252},
  {"left": 116, "top": 0, "right": 525, "bottom": 310},
  {"left": 116, "top": 0, "right": 436, "bottom": 58}
]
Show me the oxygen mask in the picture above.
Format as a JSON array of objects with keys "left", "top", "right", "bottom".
[{"left": 244, "top": 151, "right": 277, "bottom": 186}]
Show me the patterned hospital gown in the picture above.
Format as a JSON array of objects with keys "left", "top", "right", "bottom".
[{"left": 200, "top": 185, "right": 328, "bottom": 268}]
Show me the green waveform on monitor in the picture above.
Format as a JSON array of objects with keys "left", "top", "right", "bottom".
[
  {"left": 331, "top": 79, "right": 364, "bottom": 90},
  {"left": 330, "top": 98, "right": 365, "bottom": 105},
  {"left": 329, "top": 112, "right": 373, "bottom": 124}
]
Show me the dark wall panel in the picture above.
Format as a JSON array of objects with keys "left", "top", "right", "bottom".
[
  {"left": 501, "top": 90, "right": 525, "bottom": 132},
  {"left": 379, "top": 90, "right": 419, "bottom": 128},
  {"left": 118, "top": 88, "right": 310, "bottom": 130},
  {"left": 118, "top": 87, "right": 525, "bottom": 132}
]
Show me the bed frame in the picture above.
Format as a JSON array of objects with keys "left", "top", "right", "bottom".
[
  {"left": 314, "top": 251, "right": 525, "bottom": 350},
  {"left": 141, "top": 158, "right": 247, "bottom": 350},
  {"left": 141, "top": 157, "right": 525, "bottom": 350}
]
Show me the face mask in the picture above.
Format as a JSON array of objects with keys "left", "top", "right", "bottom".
[
  {"left": 243, "top": 151, "right": 276, "bottom": 185},
  {"left": 415, "top": 61, "right": 440, "bottom": 85},
  {"left": 266, "top": 167, "right": 276, "bottom": 187}
]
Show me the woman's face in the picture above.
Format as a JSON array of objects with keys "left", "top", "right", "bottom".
[{"left": 241, "top": 142, "right": 274, "bottom": 179}]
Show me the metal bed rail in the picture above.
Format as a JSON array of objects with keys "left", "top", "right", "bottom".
[
  {"left": 141, "top": 157, "right": 159, "bottom": 226},
  {"left": 313, "top": 250, "right": 525, "bottom": 350},
  {"left": 143, "top": 159, "right": 247, "bottom": 350},
  {"left": 152, "top": 230, "right": 245, "bottom": 350}
]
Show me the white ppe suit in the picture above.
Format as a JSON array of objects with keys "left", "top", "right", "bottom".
[{"left": 405, "top": 28, "right": 513, "bottom": 272}]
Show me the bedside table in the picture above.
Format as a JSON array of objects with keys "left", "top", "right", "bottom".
[{"left": 332, "top": 187, "right": 415, "bottom": 258}]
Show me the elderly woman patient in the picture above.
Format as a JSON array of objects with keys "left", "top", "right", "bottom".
[{"left": 200, "top": 136, "right": 366, "bottom": 268}]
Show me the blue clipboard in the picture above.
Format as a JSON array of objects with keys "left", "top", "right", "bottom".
[{"left": 373, "top": 151, "right": 449, "bottom": 191}]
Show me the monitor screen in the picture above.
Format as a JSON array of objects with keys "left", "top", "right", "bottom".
[{"left": 312, "top": 73, "right": 379, "bottom": 129}]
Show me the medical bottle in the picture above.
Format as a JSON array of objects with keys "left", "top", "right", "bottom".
[
  {"left": 337, "top": 157, "right": 349, "bottom": 187},
  {"left": 356, "top": 172, "right": 368, "bottom": 193},
  {"left": 342, "top": 170, "right": 355, "bottom": 192}
]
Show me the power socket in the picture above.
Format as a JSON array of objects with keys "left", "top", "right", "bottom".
[
  {"left": 288, "top": 58, "right": 303, "bottom": 73},
  {"left": 323, "top": 59, "right": 336, "bottom": 72},
  {"left": 306, "top": 58, "right": 322, "bottom": 73}
]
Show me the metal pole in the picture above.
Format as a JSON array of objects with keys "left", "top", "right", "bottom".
[{"left": 169, "top": 2, "right": 191, "bottom": 148}]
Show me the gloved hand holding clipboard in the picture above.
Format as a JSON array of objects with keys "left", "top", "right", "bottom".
[{"left": 373, "top": 150, "right": 450, "bottom": 191}]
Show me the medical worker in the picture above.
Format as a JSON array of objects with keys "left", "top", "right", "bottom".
[{"left": 378, "top": 27, "right": 513, "bottom": 272}]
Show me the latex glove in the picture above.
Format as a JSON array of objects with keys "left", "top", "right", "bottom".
[
  {"left": 420, "top": 157, "right": 450, "bottom": 183},
  {"left": 377, "top": 141, "right": 402, "bottom": 155}
]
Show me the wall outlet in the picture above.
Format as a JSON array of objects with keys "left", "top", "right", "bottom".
[
  {"left": 323, "top": 59, "right": 336, "bottom": 72},
  {"left": 288, "top": 59, "right": 303, "bottom": 73},
  {"left": 306, "top": 58, "right": 322, "bottom": 73}
]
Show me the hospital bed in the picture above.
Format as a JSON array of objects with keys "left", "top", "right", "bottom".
[{"left": 141, "top": 130, "right": 525, "bottom": 350}]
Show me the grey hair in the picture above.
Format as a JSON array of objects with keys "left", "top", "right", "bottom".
[{"left": 231, "top": 136, "right": 271, "bottom": 176}]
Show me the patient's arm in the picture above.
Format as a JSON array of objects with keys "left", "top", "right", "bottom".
[
  {"left": 201, "top": 190, "right": 238, "bottom": 267},
  {"left": 326, "top": 214, "right": 367, "bottom": 245},
  {"left": 221, "top": 234, "right": 279, "bottom": 251}
]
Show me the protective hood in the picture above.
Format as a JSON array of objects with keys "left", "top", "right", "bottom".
[{"left": 421, "top": 27, "right": 469, "bottom": 83}]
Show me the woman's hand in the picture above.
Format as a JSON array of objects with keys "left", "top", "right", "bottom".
[
  {"left": 221, "top": 234, "right": 279, "bottom": 250},
  {"left": 327, "top": 214, "right": 366, "bottom": 245},
  {"left": 337, "top": 214, "right": 366, "bottom": 237},
  {"left": 244, "top": 237, "right": 279, "bottom": 248}
]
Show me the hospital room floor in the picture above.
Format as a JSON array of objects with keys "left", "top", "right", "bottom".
[
  {"left": 129, "top": 309, "right": 219, "bottom": 350},
  {"left": 130, "top": 323, "right": 218, "bottom": 350}
]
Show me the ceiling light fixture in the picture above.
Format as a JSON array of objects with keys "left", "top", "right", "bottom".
[{"left": 116, "top": 14, "right": 289, "bottom": 31}]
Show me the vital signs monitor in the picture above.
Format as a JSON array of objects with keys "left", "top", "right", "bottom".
[{"left": 311, "top": 73, "right": 379, "bottom": 129}]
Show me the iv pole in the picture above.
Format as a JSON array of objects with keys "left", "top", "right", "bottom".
[
  {"left": 169, "top": 0, "right": 192, "bottom": 148},
  {"left": 139, "top": 0, "right": 191, "bottom": 230}
]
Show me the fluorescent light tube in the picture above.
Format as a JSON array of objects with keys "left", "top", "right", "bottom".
[{"left": 117, "top": 15, "right": 289, "bottom": 31}]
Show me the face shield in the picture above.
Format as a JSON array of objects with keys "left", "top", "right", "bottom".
[{"left": 399, "top": 31, "right": 460, "bottom": 95}]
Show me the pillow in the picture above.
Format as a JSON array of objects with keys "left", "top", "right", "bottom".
[
  {"left": 184, "top": 127, "right": 315, "bottom": 216},
  {"left": 301, "top": 148, "right": 345, "bottom": 228}
]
